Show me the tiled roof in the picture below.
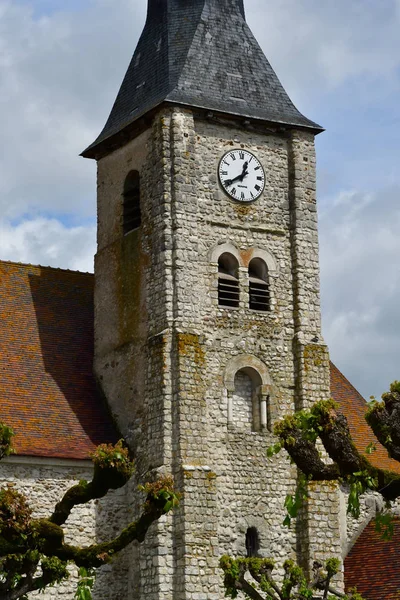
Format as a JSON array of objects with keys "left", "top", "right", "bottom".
[
  {"left": 0, "top": 261, "right": 118, "bottom": 460},
  {"left": 82, "top": 0, "right": 322, "bottom": 158},
  {"left": 345, "top": 519, "right": 400, "bottom": 599},
  {"left": 330, "top": 363, "right": 400, "bottom": 474},
  {"left": 332, "top": 365, "right": 400, "bottom": 597},
  {"left": 0, "top": 259, "right": 395, "bottom": 476}
]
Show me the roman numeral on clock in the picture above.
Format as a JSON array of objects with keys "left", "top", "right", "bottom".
[
  {"left": 239, "top": 151, "right": 245, "bottom": 160},
  {"left": 230, "top": 153, "right": 236, "bottom": 160},
  {"left": 254, "top": 185, "right": 261, "bottom": 191}
]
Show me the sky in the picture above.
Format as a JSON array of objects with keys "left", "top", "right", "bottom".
[{"left": 0, "top": 0, "right": 399, "bottom": 400}]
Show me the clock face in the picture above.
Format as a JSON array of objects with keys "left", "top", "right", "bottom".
[{"left": 218, "top": 149, "right": 265, "bottom": 202}]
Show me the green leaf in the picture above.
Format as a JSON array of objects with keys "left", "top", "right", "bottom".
[
  {"left": 267, "top": 443, "right": 282, "bottom": 458},
  {"left": 284, "top": 494, "right": 293, "bottom": 507},
  {"left": 283, "top": 515, "right": 291, "bottom": 528},
  {"left": 375, "top": 512, "right": 394, "bottom": 540},
  {"left": 366, "top": 442, "right": 376, "bottom": 455}
]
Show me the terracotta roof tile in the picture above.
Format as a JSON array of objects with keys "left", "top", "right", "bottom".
[
  {"left": 0, "top": 261, "right": 118, "bottom": 460},
  {"left": 331, "top": 365, "right": 400, "bottom": 596},
  {"left": 345, "top": 519, "right": 400, "bottom": 599},
  {"left": 330, "top": 362, "right": 400, "bottom": 475}
]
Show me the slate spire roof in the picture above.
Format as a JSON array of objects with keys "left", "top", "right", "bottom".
[{"left": 83, "top": 0, "right": 322, "bottom": 158}]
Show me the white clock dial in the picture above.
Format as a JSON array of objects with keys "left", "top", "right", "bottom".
[{"left": 218, "top": 149, "right": 265, "bottom": 202}]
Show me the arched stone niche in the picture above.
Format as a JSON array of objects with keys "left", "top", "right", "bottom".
[{"left": 224, "top": 355, "right": 273, "bottom": 432}]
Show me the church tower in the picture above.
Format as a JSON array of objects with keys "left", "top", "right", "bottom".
[{"left": 83, "top": 1, "right": 343, "bottom": 598}]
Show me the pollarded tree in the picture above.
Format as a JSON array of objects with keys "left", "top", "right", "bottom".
[
  {"left": 220, "top": 556, "right": 364, "bottom": 600},
  {"left": 272, "top": 381, "right": 400, "bottom": 515},
  {"left": 220, "top": 381, "right": 400, "bottom": 600},
  {"left": 0, "top": 425, "right": 179, "bottom": 600}
]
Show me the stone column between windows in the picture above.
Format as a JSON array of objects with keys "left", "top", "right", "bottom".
[{"left": 260, "top": 384, "right": 271, "bottom": 430}]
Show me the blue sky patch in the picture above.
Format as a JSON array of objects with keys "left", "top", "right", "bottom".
[{"left": 17, "top": 0, "right": 92, "bottom": 19}]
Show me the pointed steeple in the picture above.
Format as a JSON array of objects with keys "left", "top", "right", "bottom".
[{"left": 82, "top": 0, "right": 322, "bottom": 158}]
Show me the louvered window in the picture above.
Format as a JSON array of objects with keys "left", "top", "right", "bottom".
[
  {"left": 249, "top": 258, "right": 270, "bottom": 312},
  {"left": 123, "top": 171, "right": 141, "bottom": 234},
  {"left": 218, "top": 253, "right": 239, "bottom": 308}
]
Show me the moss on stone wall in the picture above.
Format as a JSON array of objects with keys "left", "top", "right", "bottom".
[
  {"left": 119, "top": 230, "right": 142, "bottom": 343},
  {"left": 303, "top": 344, "right": 327, "bottom": 373},
  {"left": 177, "top": 333, "right": 205, "bottom": 368},
  {"left": 205, "top": 472, "right": 217, "bottom": 492},
  {"left": 232, "top": 203, "right": 256, "bottom": 219}
]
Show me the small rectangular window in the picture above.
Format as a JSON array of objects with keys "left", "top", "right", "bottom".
[{"left": 123, "top": 171, "right": 141, "bottom": 235}]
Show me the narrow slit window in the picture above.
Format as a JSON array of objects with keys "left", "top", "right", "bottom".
[
  {"left": 249, "top": 258, "right": 270, "bottom": 312},
  {"left": 246, "top": 527, "right": 260, "bottom": 558},
  {"left": 218, "top": 253, "right": 239, "bottom": 308},
  {"left": 123, "top": 171, "right": 141, "bottom": 234}
]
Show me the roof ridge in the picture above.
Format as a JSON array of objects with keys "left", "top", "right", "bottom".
[{"left": 0, "top": 259, "right": 94, "bottom": 277}]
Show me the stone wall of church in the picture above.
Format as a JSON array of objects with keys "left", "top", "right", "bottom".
[
  {"left": 0, "top": 457, "right": 130, "bottom": 600},
  {"left": 166, "top": 109, "right": 340, "bottom": 595},
  {"left": 93, "top": 105, "right": 342, "bottom": 599}
]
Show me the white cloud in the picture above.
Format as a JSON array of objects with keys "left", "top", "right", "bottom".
[
  {"left": 0, "top": 218, "right": 95, "bottom": 272},
  {"left": 248, "top": 0, "right": 400, "bottom": 105},
  {"left": 320, "top": 186, "right": 400, "bottom": 399},
  {"left": 0, "top": 0, "right": 145, "bottom": 220}
]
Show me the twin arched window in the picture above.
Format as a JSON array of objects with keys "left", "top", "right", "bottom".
[
  {"left": 218, "top": 253, "right": 270, "bottom": 311},
  {"left": 123, "top": 171, "right": 141, "bottom": 235}
]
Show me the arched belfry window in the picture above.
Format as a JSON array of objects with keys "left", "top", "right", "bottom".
[
  {"left": 246, "top": 527, "right": 260, "bottom": 558},
  {"left": 218, "top": 253, "right": 239, "bottom": 308},
  {"left": 123, "top": 170, "right": 141, "bottom": 235},
  {"left": 249, "top": 258, "right": 270, "bottom": 312}
]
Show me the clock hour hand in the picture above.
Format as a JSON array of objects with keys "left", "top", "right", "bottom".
[
  {"left": 225, "top": 162, "right": 249, "bottom": 187},
  {"left": 224, "top": 173, "right": 243, "bottom": 187}
]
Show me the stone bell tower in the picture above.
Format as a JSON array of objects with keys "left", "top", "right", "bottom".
[{"left": 82, "top": 0, "right": 343, "bottom": 598}]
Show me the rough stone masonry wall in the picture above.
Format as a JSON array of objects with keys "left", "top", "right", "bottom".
[
  {"left": 0, "top": 458, "right": 129, "bottom": 600},
  {"left": 93, "top": 105, "right": 343, "bottom": 599},
  {"left": 170, "top": 111, "right": 301, "bottom": 598},
  {"left": 96, "top": 117, "right": 177, "bottom": 600},
  {"left": 164, "top": 108, "right": 342, "bottom": 597}
]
